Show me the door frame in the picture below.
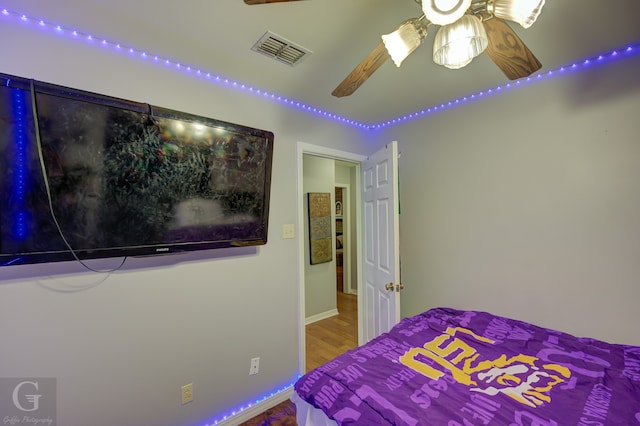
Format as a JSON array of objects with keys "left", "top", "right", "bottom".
[
  {"left": 335, "top": 183, "right": 352, "bottom": 295},
  {"left": 296, "top": 142, "right": 366, "bottom": 374}
]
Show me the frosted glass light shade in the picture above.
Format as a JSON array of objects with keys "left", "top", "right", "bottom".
[
  {"left": 433, "top": 15, "right": 488, "bottom": 69},
  {"left": 488, "top": 0, "right": 546, "bottom": 28},
  {"left": 382, "top": 20, "right": 428, "bottom": 67},
  {"left": 422, "top": 0, "right": 472, "bottom": 26}
]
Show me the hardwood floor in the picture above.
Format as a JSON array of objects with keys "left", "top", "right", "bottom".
[
  {"left": 239, "top": 291, "right": 357, "bottom": 425},
  {"left": 306, "top": 291, "right": 358, "bottom": 372}
]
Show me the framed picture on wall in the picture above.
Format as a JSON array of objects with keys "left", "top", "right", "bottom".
[{"left": 308, "top": 192, "right": 332, "bottom": 265}]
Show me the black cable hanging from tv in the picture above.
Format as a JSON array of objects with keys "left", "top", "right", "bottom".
[{"left": 28, "top": 79, "right": 127, "bottom": 273}]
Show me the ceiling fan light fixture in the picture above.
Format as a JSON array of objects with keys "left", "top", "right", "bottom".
[
  {"left": 487, "top": 0, "right": 546, "bottom": 29},
  {"left": 433, "top": 14, "right": 488, "bottom": 69},
  {"left": 382, "top": 19, "right": 429, "bottom": 67},
  {"left": 421, "top": 0, "right": 472, "bottom": 26}
]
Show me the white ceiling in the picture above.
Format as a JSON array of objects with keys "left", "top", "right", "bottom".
[{"left": 3, "top": 0, "right": 640, "bottom": 124}]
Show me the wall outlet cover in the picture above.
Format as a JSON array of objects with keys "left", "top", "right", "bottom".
[{"left": 249, "top": 357, "right": 260, "bottom": 375}]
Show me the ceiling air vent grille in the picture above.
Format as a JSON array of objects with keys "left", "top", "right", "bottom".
[{"left": 251, "top": 31, "right": 311, "bottom": 66}]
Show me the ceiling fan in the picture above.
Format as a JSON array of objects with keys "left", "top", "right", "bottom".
[{"left": 244, "top": 0, "right": 544, "bottom": 97}]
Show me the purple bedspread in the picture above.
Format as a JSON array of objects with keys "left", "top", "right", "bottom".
[{"left": 295, "top": 307, "right": 640, "bottom": 425}]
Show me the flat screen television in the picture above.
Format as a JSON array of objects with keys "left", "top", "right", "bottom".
[{"left": 0, "top": 73, "right": 273, "bottom": 266}]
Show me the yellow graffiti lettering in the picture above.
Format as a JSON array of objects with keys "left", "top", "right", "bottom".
[
  {"left": 399, "top": 347, "right": 445, "bottom": 381},
  {"left": 400, "top": 328, "right": 572, "bottom": 408},
  {"left": 425, "top": 334, "right": 477, "bottom": 365}
]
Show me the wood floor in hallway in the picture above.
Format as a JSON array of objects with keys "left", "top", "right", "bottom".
[{"left": 305, "top": 291, "right": 358, "bottom": 372}]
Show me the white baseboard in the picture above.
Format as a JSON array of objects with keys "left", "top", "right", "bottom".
[
  {"left": 216, "top": 387, "right": 294, "bottom": 426},
  {"left": 305, "top": 308, "right": 339, "bottom": 325}
]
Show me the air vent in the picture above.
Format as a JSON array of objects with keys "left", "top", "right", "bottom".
[{"left": 251, "top": 31, "right": 311, "bottom": 66}]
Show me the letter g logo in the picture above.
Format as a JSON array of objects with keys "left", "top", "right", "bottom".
[{"left": 12, "top": 380, "right": 42, "bottom": 412}]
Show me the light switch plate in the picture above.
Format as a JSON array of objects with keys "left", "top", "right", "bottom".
[{"left": 181, "top": 383, "right": 193, "bottom": 405}]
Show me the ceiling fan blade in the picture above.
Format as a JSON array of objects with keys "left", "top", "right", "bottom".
[
  {"left": 483, "top": 17, "right": 542, "bottom": 80},
  {"left": 244, "top": 0, "right": 304, "bottom": 4},
  {"left": 332, "top": 42, "right": 390, "bottom": 98}
]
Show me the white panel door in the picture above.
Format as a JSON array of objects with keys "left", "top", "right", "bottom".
[{"left": 362, "top": 141, "right": 400, "bottom": 342}]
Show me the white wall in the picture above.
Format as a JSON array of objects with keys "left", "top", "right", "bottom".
[
  {"left": 375, "top": 56, "right": 640, "bottom": 345},
  {"left": 0, "top": 18, "right": 370, "bottom": 426}
]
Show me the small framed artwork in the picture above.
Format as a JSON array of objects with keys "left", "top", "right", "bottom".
[
  {"left": 308, "top": 192, "right": 332, "bottom": 265},
  {"left": 335, "top": 201, "right": 342, "bottom": 217}
]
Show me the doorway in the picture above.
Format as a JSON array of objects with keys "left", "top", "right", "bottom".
[
  {"left": 297, "top": 144, "right": 366, "bottom": 374},
  {"left": 297, "top": 141, "right": 402, "bottom": 375}
]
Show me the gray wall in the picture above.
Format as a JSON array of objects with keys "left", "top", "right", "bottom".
[
  {"left": 2, "top": 7, "right": 640, "bottom": 426},
  {"left": 0, "top": 18, "right": 370, "bottom": 426},
  {"left": 374, "top": 56, "right": 640, "bottom": 346},
  {"left": 303, "top": 155, "right": 337, "bottom": 319}
]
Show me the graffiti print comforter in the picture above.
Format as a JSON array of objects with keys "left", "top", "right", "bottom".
[{"left": 294, "top": 307, "right": 640, "bottom": 425}]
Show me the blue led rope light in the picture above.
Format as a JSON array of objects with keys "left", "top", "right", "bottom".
[
  {"left": 0, "top": 9, "right": 367, "bottom": 129},
  {"left": 1, "top": 8, "right": 639, "bottom": 131},
  {"left": 10, "top": 86, "right": 30, "bottom": 239},
  {"left": 3, "top": 5, "right": 637, "bottom": 422},
  {"left": 2, "top": 8, "right": 639, "bottom": 132},
  {"left": 201, "top": 378, "right": 299, "bottom": 426},
  {"left": 369, "top": 43, "right": 640, "bottom": 129}
]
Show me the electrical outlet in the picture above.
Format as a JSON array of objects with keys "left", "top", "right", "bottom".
[
  {"left": 249, "top": 357, "right": 260, "bottom": 375},
  {"left": 181, "top": 383, "right": 193, "bottom": 405},
  {"left": 282, "top": 224, "right": 295, "bottom": 239}
]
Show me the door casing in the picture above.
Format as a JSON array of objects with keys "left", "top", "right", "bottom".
[
  {"left": 297, "top": 143, "right": 365, "bottom": 373},
  {"left": 296, "top": 141, "right": 400, "bottom": 373}
]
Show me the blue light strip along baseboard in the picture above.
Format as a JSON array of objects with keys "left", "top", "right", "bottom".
[{"left": 201, "top": 378, "right": 299, "bottom": 426}]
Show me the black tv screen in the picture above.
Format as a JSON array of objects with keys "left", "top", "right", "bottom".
[{"left": 0, "top": 73, "right": 273, "bottom": 266}]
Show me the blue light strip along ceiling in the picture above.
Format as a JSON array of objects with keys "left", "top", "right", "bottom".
[{"left": 2, "top": 8, "right": 639, "bottom": 131}]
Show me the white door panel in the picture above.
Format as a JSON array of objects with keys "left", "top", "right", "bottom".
[
  {"left": 377, "top": 199, "right": 390, "bottom": 272},
  {"left": 362, "top": 141, "right": 401, "bottom": 342}
]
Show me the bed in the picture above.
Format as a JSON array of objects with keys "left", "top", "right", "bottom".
[{"left": 293, "top": 307, "right": 640, "bottom": 425}]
